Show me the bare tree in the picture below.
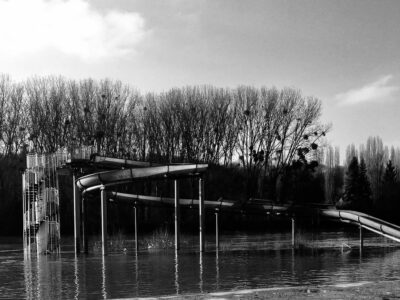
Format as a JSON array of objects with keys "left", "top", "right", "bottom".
[
  {"left": 25, "top": 76, "right": 69, "bottom": 153},
  {"left": 197, "top": 86, "right": 235, "bottom": 164},
  {"left": 175, "top": 86, "right": 210, "bottom": 162},
  {"left": 1, "top": 82, "right": 27, "bottom": 155},
  {"left": 0, "top": 75, "right": 12, "bottom": 154},
  {"left": 157, "top": 89, "right": 184, "bottom": 162},
  {"left": 0, "top": 74, "right": 10, "bottom": 152},
  {"left": 66, "top": 78, "right": 133, "bottom": 156},
  {"left": 232, "top": 86, "right": 328, "bottom": 198}
]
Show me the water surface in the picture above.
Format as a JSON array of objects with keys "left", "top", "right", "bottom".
[{"left": 1, "top": 231, "right": 400, "bottom": 299}]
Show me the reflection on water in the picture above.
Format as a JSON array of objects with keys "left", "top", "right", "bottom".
[
  {"left": 215, "top": 250, "right": 220, "bottom": 290},
  {"left": 23, "top": 255, "right": 63, "bottom": 299},
  {"left": 101, "top": 255, "right": 107, "bottom": 299},
  {"left": 174, "top": 250, "right": 179, "bottom": 294},
  {"left": 199, "top": 252, "right": 203, "bottom": 294},
  {"left": 1, "top": 231, "right": 400, "bottom": 298},
  {"left": 74, "top": 256, "right": 79, "bottom": 300}
]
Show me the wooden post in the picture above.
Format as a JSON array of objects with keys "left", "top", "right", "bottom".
[
  {"left": 134, "top": 204, "right": 138, "bottom": 252},
  {"left": 199, "top": 177, "right": 205, "bottom": 252},
  {"left": 73, "top": 174, "right": 81, "bottom": 254},
  {"left": 100, "top": 187, "right": 108, "bottom": 255},
  {"left": 82, "top": 196, "right": 88, "bottom": 254},
  {"left": 215, "top": 210, "right": 219, "bottom": 251},
  {"left": 359, "top": 225, "right": 364, "bottom": 251},
  {"left": 291, "top": 217, "right": 295, "bottom": 248},
  {"left": 174, "top": 180, "right": 180, "bottom": 251}
]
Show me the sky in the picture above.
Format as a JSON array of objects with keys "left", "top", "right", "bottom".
[{"left": 1, "top": 0, "right": 400, "bottom": 157}]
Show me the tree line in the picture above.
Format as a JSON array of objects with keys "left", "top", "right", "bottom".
[
  {"left": 0, "top": 74, "right": 329, "bottom": 197},
  {"left": 0, "top": 74, "right": 327, "bottom": 163},
  {"left": 337, "top": 136, "right": 400, "bottom": 222},
  {"left": 2, "top": 73, "right": 400, "bottom": 234}
]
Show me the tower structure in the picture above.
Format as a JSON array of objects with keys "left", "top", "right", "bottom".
[{"left": 22, "top": 152, "right": 66, "bottom": 256}]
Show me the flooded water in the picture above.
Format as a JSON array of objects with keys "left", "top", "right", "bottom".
[{"left": 1, "top": 230, "right": 400, "bottom": 299}]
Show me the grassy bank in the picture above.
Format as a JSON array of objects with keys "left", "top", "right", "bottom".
[
  {"left": 91, "top": 228, "right": 197, "bottom": 253},
  {"left": 89, "top": 226, "right": 400, "bottom": 254},
  {"left": 145, "top": 280, "right": 400, "bottom": 299}
]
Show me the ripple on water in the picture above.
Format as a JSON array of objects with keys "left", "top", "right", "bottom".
[{"left": 0, "top": 231, "right": 400, "bottom": 298}]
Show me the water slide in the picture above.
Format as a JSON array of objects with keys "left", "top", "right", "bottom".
[
  {"left": 76, "top": 161, "right": 208, "bottom": 193},
  {"left": 109, "top": 190, "right": 295, "bottom": 210},
  {"left": 321, "top": 209, "right": 400, "bottom": 242},
  {"left": 75, "top": 156, "right": 400, "bottom": 243},
  {"left": 75, "top": 156, "right": 287, "bottom": 211},
  {"left": 109, "top": 192, "right": 235, "bottom": 208}
]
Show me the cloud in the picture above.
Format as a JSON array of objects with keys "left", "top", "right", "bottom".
[
  {"left": 0, "top": 0, "right": 146, "bottom": 62},
  {"left": 335, "top": 75, "right": 399, "bottom": 106}
]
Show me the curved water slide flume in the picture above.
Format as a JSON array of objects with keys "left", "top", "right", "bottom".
[
  {"left": 75, "top": 159, "right": 400, "bottom": 244},
  {"left": 74, "top": 162, "right": 210, "bottom": 254},
  {"left": 76, "top": 164, "right": 208, "bottom": 194},
  {"left": 321, "top": 210, "right": 400, "bottom": 242},
  {"left": 108, "top": 191, "right": 235, "bottom": 208}
]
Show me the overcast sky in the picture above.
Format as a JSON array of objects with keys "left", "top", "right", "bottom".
[{"left": 1, "top": 0, "right": 399, "bottom": 156}]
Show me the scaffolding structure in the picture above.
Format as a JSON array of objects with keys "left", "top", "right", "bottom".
[
  {"left": 22, "top": 151, "right": 68, "bottom": 256},
  {"left": 69, "top": 145, "right": 95, "bottom": 160}
]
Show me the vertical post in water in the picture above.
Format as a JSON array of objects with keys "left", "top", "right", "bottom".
[
  {"left": 22, "top": 174, "right": 26, "bottom": 253},
  {"left": 82, "top": 196, "right": 88, "bottom": 253},
  {"left": 134, "top": 203, "right": 138, "bottom": 252},
  {"left": 73, "top": 173, "right": 81, "bottom": 254},
  {"left": 100, "top": 187, "right": 108, "bottom": 255},
  {"left": 215, "top": 209, "right": 219, "bottom": 251},
  {"left": 199, "top": 177, "right": 205, "bottom": 252},
  {"left": 359, "top": 225, "right": 364, "bottom": 251},
  {"left": 291, "top": 216, "right": 295, "bottom": 248},
  {"left": 174, "top": 180, "right": 180, "bottom": 251}
]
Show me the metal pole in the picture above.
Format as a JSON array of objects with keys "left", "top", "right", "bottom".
[
  {"left": 174, "top": 180, "right": 180, "bottom": 251},
  {"left": 73, "top": 173, "right": 81, "bottom": 254},
  {"left": 359, "top": 225, "right": 364, "bottom": 251},
  {"left": 134, "top": 204, "right": 138, "bottom": 252},
  {"left": 291, "top": 217, "right": 295, "bottom": 248},
  {"left": 82, "top": 196, "right": 88, "bottom": 254},
  {"left": 101, "top": 187, "right": 108, "bottom": 255},
  {"left": 199, "top": 177, "right": 205, "bottom": 252},
  {"left": 23, "top": 176, "right": 26, "bottom": 251},
  {"left": 215, "top": 210, "right": 219, "bottom": 251},
  {"left": 174, "top": 250, "right": 179, "bottom": 294}
]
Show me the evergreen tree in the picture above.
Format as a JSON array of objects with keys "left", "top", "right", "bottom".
[
  {"left": 342, "top": 156, "right": 372, "bottom": 211},
  {"left": 343, "top": 156, "right": 359, "bottom": 207},
  {"left": 381, "top": 160, "right": 398, "bottom": 219},
  {"left": 358, "top": 158, "right": 372, "bottom": 210},
  {"left": 383, "top": 160, "right": 397, "bottom": 183}
]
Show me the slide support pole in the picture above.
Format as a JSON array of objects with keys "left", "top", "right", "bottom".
[
  {"left": 73, "top": 173, "right": 81, "bottom": 254},
  {"left": 101, "top": 187, "right": 108, "bottom": 255},
  {"left": 199, "top": 177, "right": 205, "bottom": 252},
  {"left": 174, "top": 180, "right": 180, "bottom": 251}
]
